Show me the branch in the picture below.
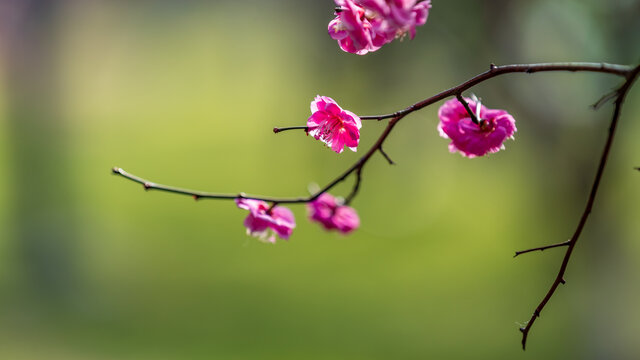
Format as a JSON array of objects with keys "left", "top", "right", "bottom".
[
  {"left": 113, "top": 63, "right": 634, "bottom": 206},
  {"left": 113, "top": 115, "right": 403, "bottom": 205},
  {"left": 514, "top": 240, "right": 570, "bottom": 258},
  {"left": 518, "top": 64, "right": 640, "bottom": 350},
  {"left": 113, "top": 62, "right": 637, "bottom": 349}
]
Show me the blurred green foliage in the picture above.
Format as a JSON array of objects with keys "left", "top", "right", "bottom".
[{"left": 0, "top": 0, "right": 639, "bottom": 359}]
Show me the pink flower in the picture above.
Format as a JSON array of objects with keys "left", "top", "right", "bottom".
[
  {"left": 437, "top": 97, "right": 517, "bottom": 158},
  {"left": 307, "top": 193, "right": 360, "bottom": 234},
  {"left": 328, "top": 0, "right": 380, "bottom": 55},
  {"left": 328, "top": 0, "right": 431, "bottom": 54},
  {"left": 235, "top": 198, "right": 295, "bottom": 243},
  {"left": 364, "top": 0, "right": 431, "bottom": 41},
  {"left": 307, "top": 95, "right": 362, "bottom": 154}
]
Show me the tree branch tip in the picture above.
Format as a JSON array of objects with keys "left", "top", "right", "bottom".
[
  {"left": 272, "top": 127, "right": 280, "bottom": 133},
  {"left": 112, "top": 167, "right": 121, "bottom": 174},
  {"left": 634, "top": 167, "right": 640, "bottom": 171}
]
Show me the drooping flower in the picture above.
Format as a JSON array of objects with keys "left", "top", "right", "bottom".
[
  {"left": 363, "top": 0, "right": 431, "bottom": 41},
  {"left": 307, "top": 95, "right": 362, "bottom": 154},
  {"left": 328, "top": 0, "right": 380, "bottom": 55},
  {"left": 307, "top": 193, "right": 360, "bottom": 234},
  {"left": 235, "top": 198, "right": 295, "bottom": 243},
  {"left": 328, "top": 0, "right": 431, "bottom": 55},
  {"left": 437, "top": 97, "right": 517, "bottom": 158}
]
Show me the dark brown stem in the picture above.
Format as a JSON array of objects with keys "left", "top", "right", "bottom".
[
  {"left": 456, "top": 93, "right": 480, "bottom": 124},
  {"left": 273, "top": 126, "right": 308, "bottom": 133},
  {"left": 379, "top": 146, "right": 395, "bottom": 165},
  {"left": 113, "top": 115, "right": 403, "bottom": 205},
  {"left": 518, "top": 64, "right": 640, "bottom": 350},
  {"left": 116, "top": 62, "right": 633, "bottom": 206},
  {"left": 344, "top": 166, "right": 363, "bottom": 206},
  {"left": 513, "top": 240, "right": 570, "bottom": 258}
]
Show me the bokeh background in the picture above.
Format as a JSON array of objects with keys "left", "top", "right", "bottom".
[{"left": 1, "top": 0, "right": 640, "bottom": 359}]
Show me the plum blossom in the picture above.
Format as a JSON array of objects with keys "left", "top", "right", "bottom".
[
  {"left": 307, "top": 95, "right": 362, "bottom": 154},
  {"left": 235, "top": 198, "right": 295, "bottom": 243},
  {"left": 307, "top": 193, "right": 360, "bottom": 234},
  {"left": 437, "top": 97, "right": 517, "bottom": 158},
  {"left": 329, "top": 0, "right": 431, "bottom": 55},
  {"left": 328, "top": 0, "right": 380, "bottom": 55}
]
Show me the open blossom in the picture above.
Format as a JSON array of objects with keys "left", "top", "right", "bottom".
[
  {"left": 307, "top": 193, "right": 360, "bottom": 234},
  {"left": 307, "top": 95, "right": 362, "bottom": 154},
  {"left": 329, "top": 0, "right": 431, "bottom": 55},
  {"left": 437, "top": 97, "right": 517, "bottom": 158},
  {"left": 235, "top": 198, "right": 295, "bottom": 243}
]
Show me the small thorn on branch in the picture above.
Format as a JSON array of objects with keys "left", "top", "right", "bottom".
[
  {"left": 193, "top": 195, "right": 200, "bottom": 201},
  {"left": 143, "top": 182, "right": 152, "bottom": 190},
  {"left": 560, "top": 278, "right": 566, "bottom": 284},
  {"left": 490, "top": 63, "right": 497, "bottom": 70}
]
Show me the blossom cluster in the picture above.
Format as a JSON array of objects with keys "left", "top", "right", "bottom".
[
  {"left": 236, "top": 194, "right": 360, "bottom": 243},
  {"left": 235, "top": 6, "right": 520, "bottom": 243},
  {"left": 328, "top": 0, "right": 432, "bottom": 55}
]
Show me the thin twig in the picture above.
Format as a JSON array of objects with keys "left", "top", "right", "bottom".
[
  {"left": 591, "top": 89, "right": 619, "bottom": 110},
  {"left": 379, "top": 146, "right": 395, "bottom": 165},
  {"left": 518, "top": 64, "right": 640, "bottom": 350},
  {"left": 273, "top": 126, "right": 308, "bottom": 133},
  {"left": 344, "top": 166, "right": 363, "bottom": 205},
  {"left": 456, "top": 93, "right": 480, "bottom": 124},
  {"left": 513, "top": 240, "right": 570, "bottom": 257},
  {"left": 361, "top": 113, "right": 400, "bottom": 120}
]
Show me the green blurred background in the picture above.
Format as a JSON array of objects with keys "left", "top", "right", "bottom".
[{"left": 1, "top": 0, "right": 639, "bottom": 359}]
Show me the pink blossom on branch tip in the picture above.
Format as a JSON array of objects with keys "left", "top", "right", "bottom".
[
  {"left": 307, "top": 95, "right": 361, "bottom": 154},
  {"left": 437, "top": 97, "right": 517, "bottom": 158},
  {"left": 307, "top": 193, "right": 360, "bottom": 234},
  {"left": 235, "top": 198, "right": 295, "bottom": 243}
]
